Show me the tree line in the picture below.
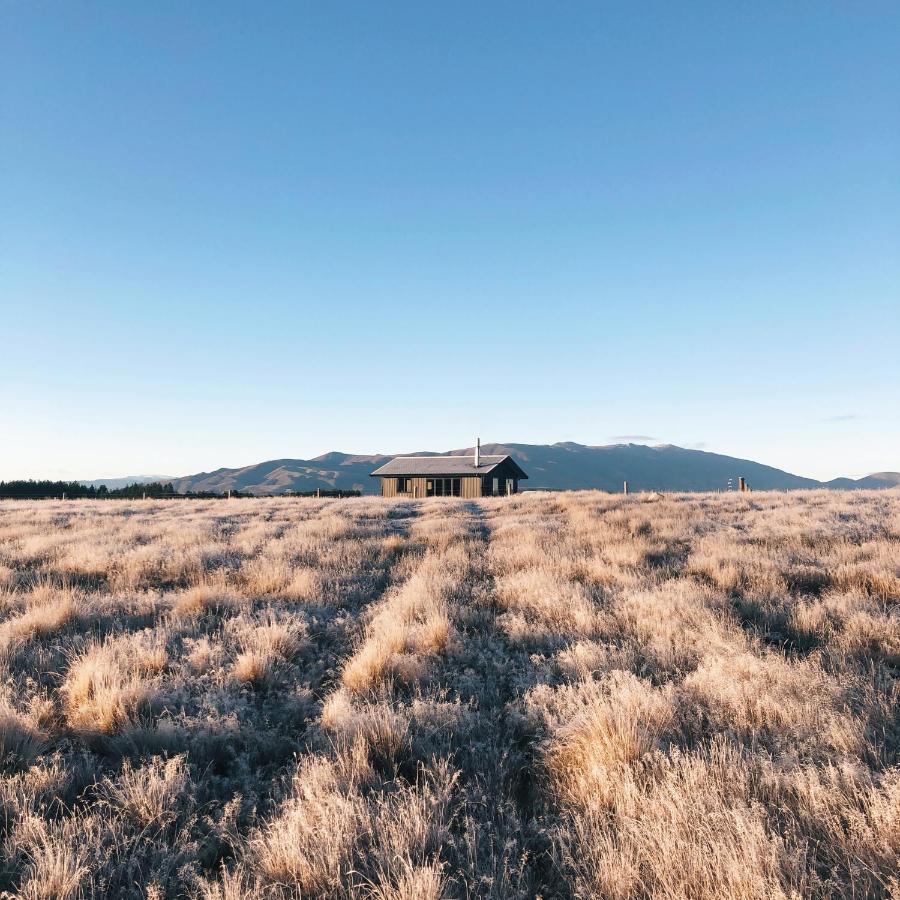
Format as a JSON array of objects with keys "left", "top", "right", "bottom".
[
  {"left": 0, "top": 480, "right": 228, "bottom": 499},
  {"left": 0, "top": 480, "right": 361, "bottom": 499}
]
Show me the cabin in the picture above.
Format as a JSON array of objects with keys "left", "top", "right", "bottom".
[{"left": 370, "top": 441, "right": 528, "bottom": 498}]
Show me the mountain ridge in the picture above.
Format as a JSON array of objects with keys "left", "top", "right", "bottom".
[
  {"left": 80, "top": 475, "right": 176, "bottom": 490},
  {"left": 87, "top": 443, "right": 898, "bottom": 495}
]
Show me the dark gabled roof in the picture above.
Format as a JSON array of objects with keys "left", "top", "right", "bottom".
[{"left": 370, "top": 454, "right": 528, "bottom": 479}]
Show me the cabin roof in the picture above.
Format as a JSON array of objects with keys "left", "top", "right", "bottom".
[{"left": 370, "top": 455, "right": 528, "bottom": 478}]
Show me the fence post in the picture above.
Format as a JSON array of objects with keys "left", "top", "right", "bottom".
[
  {"left": 738, "top": 477, "right": 746, "bottom": 493},
  {"left": 623, "top": 481, "right": 628, "bottom": 495}
]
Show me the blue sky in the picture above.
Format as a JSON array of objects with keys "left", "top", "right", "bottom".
[{"left": 2, "top": 2, "right": 898, "bottom": 481}]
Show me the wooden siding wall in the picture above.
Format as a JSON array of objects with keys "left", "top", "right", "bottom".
[
  {"left": 380, "top": 476, "right": 425, "bottom": 498},
  {"left": 407, "top": 477, "right": 428, "bottom": 498},
  {"left": 380, "top": 477, "right": 427, "bottom": 498},
  {"left": 461, "top": 476, "right": 481, "bottom": 498},
  {"left": 381, "top": 475, "right": 478, "bottom": 497}
]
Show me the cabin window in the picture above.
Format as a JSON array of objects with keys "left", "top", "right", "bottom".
[
  {"left": 426, "top": 477, "right": 460, "bottom": 497},
  {"left": 492, "top": 477, "right": 499, "bottom": 496},
  {"left": 397, "top": 476, "right": 408, "bottom": 493}
]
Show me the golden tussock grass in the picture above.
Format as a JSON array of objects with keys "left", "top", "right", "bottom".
[
  {"left": 0, "top": 696, "right": 48, "bottom": 769},
  {"left": 61, "top": 632, "right": 166, "bottom": 734},
  {"left": 99, "top": 754, "right": 190, "bottom": 828},
  {"left": 0, "top": 491, "right": 896, "bottom": 898}
]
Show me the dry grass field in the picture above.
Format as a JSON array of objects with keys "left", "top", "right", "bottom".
[{"left": 0, "top": 491, "right": 897, "bottom": 899}]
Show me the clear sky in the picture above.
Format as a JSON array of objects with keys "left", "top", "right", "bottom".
[{"left": 2, "top": 2, "right": 898, "bottom": 482}]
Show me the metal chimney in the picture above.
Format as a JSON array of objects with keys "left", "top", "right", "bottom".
[{"left": 475, "top": 437, "right": 480, "bottom": 469}]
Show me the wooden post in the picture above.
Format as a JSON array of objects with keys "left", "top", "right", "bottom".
[
  {"left": 316, "top": 488, "right": 321, "bottom": 498},
  {"left": 623, "top": 480, "right": 628, "bottom": 495},
  {"left": 227, "top": 489, "right": 231, "bottom": 500},
  {"left": 62, "top": 492, "right": 66, "bottom": 501},
  {"left": 738, "top": 477, "right": 746, "bottom": 493},
  {"left": 142, "top": 492, "right": 147, "bottom": 501}
]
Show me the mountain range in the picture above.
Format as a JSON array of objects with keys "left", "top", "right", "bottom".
[
  {"left": 84, "top": 443, "right": 900, "bottom": 495},
  {"left": 80, "top": 475, "right": 175, "bottom": 491}
]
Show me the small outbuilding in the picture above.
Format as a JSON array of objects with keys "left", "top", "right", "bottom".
[{"left": 370, "top": 441, "right": 528, "bottom": 498}]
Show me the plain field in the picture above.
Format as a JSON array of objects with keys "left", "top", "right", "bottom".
[{"left": 0, "top": 491, "right": 897, "bottom": 899}]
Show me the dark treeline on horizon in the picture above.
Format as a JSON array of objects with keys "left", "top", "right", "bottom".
[
  {"left": 0, "top": 480, "right": 362, "bottom": 500},
  {"left": 0, "top": 480, "right": 220, "bottom": 499}
]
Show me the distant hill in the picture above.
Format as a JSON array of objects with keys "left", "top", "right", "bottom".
[
  {"left": 823, "top": 471, "right": 900, "bottom": 490},
  {"left": 81, "top": 475, "right": 175, "bottom": 490},
  {"left": 168, "top": 454, "right": 388, "bottom": 495},
  {"left": 149, "top": 443, "right": 898, "bottom": 495}
]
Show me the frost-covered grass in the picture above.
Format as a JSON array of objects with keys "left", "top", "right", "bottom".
[{"left": 0, "top": 491, "right": 897, "bottom": 898}]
